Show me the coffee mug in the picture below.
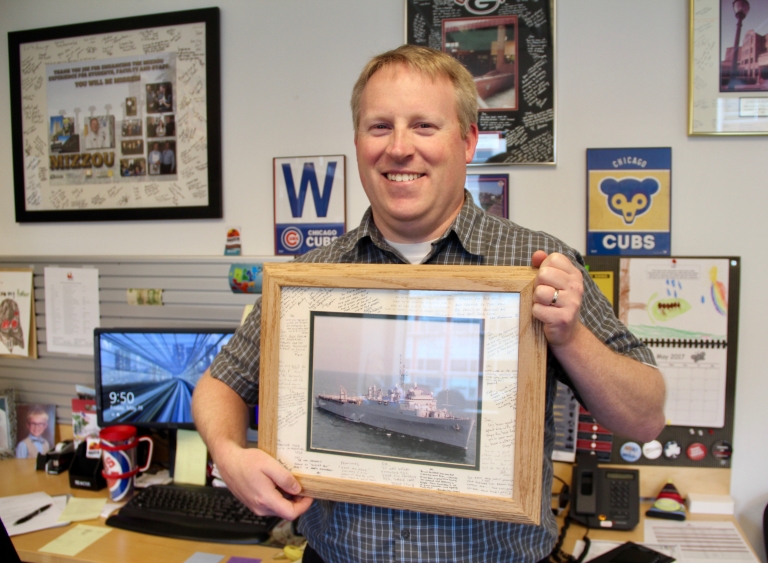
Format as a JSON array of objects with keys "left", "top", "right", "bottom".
[{"left": 100, "top": 425, "right": 153, "bottom": 501}]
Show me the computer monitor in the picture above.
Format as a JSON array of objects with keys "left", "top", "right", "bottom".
[{"left": 94, "top": 328, "right": 235, "bottom": 430}]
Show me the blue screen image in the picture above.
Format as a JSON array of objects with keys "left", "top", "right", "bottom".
[{"left": 97, "top": 331, "right": 233, "bottom": 426}]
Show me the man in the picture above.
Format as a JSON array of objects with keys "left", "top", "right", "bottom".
[
  {"left": 161, "top": 142, "right": 175, "bottom": 174},
  {"left": 148, "top": 142, "right": 162, "bottom": 175},
  {"left": 85, "top": 117, "right": 109, "bottom": 150},
  {"left": 15, "top": 406, "right": 50, "bottom": 458},
  {"left": 192, "top": 45, "right": 665, "bottom": 563}
]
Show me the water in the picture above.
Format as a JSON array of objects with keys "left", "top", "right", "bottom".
[{"left": 309, "top": 406, "right": 478, "bottom": 469}]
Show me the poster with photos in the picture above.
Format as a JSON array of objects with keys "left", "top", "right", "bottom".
[
  {"left": 406, "top": 0, "right": 555, "bottom": 164},
  {"left": 9, "top": 8, "right": 221, "bottom": 222}
]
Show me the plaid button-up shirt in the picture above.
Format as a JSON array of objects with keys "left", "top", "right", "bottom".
[{"left": 210, "top": 193, "right": 654, "bottom": 563}]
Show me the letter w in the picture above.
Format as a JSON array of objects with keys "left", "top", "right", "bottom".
[{"left": 282, "top": 162, "right": 336, "bottom": 217}]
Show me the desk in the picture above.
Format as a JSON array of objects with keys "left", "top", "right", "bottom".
[{"left": 3, "top": 459, "right": 284, "bottom": 563}]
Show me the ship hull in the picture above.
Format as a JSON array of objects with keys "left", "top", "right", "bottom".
[{"left": 315, "top": 397, "right": 475, "bottom": 450}]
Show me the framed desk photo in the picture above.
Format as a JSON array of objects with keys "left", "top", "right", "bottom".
[
  {"left": 689, "top": 0, "right": 768, "bottom": 135},
  {"left": 406, "top": 0, "right": 556, "bottom": 164},
  {"left": 8, "top": 8, "right": 222, "bottom": 222},
  {"left": 259, "top": 263, "right": 547, "bottom": 524}
]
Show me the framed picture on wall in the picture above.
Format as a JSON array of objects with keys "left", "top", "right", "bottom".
[
  {"left": 465, "top": 173, "right": 508, "bottom": 218},
  {"left": 8, "top": 8, "right": 222, "bottom": 222},
  {"left": 258, "top": 263, "right": 548, "bottom": 523},
  {"left": 689, "top": 0, "right": 768, "bottom": 135},
  {"left": 406, "top": 0, "right": 556, "bottom": 164}
]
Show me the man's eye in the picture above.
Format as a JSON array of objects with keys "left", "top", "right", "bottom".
[{"left": 417, "top": 123, "right": 435, "bottom": 129}]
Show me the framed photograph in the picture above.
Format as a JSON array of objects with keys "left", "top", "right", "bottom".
[
  {"left": 466, "top": 173, "right": 508, "bottom": 218},
  {"left": 259, "top": 263, "right": 547, "bottom": 524},
  {"left": 14, "top": 403, "right": 55, "bottom": 459},
  {"left": 406, "top": 0, "right": 556, "bottom": 164},
  {"left": 689, "top": 0, "right": 768, "bottom": 135},
  {"left": 0, "top": 390, "right": 17, "bottom": 459},
  {"left": 8, "top": 8, "right": 222, "bottom": 222}
]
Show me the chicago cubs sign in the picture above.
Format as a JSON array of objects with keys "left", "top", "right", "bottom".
[
  {"left": 273, "top": 155, "right": 346, "bottom": 255},
  {"left": 587, "top": 148, "right": 671, "bottom": 256}
]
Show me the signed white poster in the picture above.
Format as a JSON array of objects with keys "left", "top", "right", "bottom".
[{"left": 44, "top": 267, "right": 100, "bottom": 356}]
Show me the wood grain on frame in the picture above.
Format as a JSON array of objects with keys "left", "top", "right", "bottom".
[{"left": 259, "top": 263, "right": 547, "bottom": 524}]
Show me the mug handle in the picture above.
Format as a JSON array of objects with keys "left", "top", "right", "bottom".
[{"left": 137, "top": 436, "right": 154, "bottom": 472}]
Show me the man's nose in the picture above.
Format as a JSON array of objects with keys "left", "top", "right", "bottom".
[{"left": 385, "top": 128, "right": 414, "bottom": 160}]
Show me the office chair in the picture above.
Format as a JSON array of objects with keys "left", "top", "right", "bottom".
[{"left": 0, "top": 517, "right": 22, "bottom": 563}]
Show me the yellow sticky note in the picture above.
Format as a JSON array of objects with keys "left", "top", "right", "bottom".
[
  {"left": 589, "top": 271, "right": 614, "bottom": 306},
  {"left": 174, "top": 429, "right": 208, "bottom": 486},
  {"left": 39, "top": 524, "right": 112, "bottom": 557},
  {"left": 58, "top": 497, "right": 107, "bottom": 522}
]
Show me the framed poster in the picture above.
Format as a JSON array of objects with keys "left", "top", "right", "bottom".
[
  {"left": 8, "top": 8, "right": 222, "bottom": 222},
  {"left": 466, "top": 173, "right": 508, "bottom": 218},
  {"left": 689, "top": 0, "right": 768, "bottom": 135},
  {"left": 274, "top": 155, "right": 346, "bottom": 256},
  {"left": 259, "top": 263, "right": 547, "bottom": 523},
  {"left": 406, "top": 0, "right": 556, "bottom": 164},
  {"left": 586, "top": 148, "right": 671, "bottom": 256}
]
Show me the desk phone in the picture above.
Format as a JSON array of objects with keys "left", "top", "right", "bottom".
[{"left": 570, "top": 454, "right": 640, "bottom": 531}]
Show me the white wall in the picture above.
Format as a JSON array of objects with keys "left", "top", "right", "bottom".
[{"left": 1, "top": 1, "right": 766, "bottom": 559}]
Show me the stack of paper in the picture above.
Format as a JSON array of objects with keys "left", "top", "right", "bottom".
[{"left": 0, "top": 492, "right": 69, "bottom": 536}]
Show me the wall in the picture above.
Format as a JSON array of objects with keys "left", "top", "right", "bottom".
[{"left": 1, "top": 1, "right": 766, "bottom": 559}]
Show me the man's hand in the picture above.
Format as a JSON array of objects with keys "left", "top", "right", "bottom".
[
  {"left": 192, "top": 372, "right": 313, "bottom": 521},
  {"left": 213, "top": 440, "right": 313, "bottom": 521},
  {"left": 531, "top": 249, "right": 584, "bottom": 347}
]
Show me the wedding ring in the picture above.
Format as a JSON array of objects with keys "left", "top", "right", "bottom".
[{"left": 550, "top": 289, "right": 559, "bottom": 306}]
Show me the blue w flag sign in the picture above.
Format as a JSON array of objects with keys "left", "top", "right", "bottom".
[{"left": 274, "top": 155, "right": 346, "bottom": 255}]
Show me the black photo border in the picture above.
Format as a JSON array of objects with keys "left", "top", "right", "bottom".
[{"left": 8, "top": 7, "right": 222, "bottom": 222}]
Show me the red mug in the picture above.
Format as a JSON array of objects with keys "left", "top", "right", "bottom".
[{"left": 100, "top": 425, "right": 153, "bottom": 501}]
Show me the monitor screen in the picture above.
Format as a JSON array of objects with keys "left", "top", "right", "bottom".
[{"left": 94, "top": 328, "right": 234, "bottom": 429}]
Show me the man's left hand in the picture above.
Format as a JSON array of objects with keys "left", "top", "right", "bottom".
[{"left": 531, "top": 250, "right": 584, "bottom": 348}]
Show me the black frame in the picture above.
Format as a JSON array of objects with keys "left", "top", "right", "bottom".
[{"left": 8, "top": 8, "right": 222, "bottom": 222}]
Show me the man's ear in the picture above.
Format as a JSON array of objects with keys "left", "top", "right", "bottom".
[{"left": 464, "top": 123, "right": 479, "bottom": 164}]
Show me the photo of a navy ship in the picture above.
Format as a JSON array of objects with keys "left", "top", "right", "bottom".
[{"left": 308, "top": 311, "right": 483, "bottom": 469}]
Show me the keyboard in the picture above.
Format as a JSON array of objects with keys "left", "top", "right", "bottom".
[{"left": 105, "top": 483, "right": 280, "bottom": 544}]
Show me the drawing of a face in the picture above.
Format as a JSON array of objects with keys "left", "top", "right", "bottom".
[{"left": 0, "top": 299, "right": 24, "bottom": 352}]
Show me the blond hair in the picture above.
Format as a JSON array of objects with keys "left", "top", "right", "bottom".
[{"left": 351, "top": 45, "right": 478, "bottom": 138}]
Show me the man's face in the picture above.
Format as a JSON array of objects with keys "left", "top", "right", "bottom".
[
  {"left": 90, "top": 119, "right": 99, "bottom": 134},
  {"left": 27, "top": 415, "right": 47, "bottom": 437},
  {"left": 354, "top": 64, "right": 478, "bottom": 243}
]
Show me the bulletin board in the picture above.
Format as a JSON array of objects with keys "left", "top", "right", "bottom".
[{"left": 583, "top": 256, "right": 740, "bottom": 469}]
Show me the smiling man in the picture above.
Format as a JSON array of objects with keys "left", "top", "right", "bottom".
[{"left": 193, "top": 45, "right": 665, "bottom": 563}]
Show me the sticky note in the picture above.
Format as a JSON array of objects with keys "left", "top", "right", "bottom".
[
  {"left": 183, "top": 553, "right": 225, "bottom": 563},
  {"left": 174, "top": 429, "right": 208, "bottom": 486},
  {"left": 38, "top": 524, "right": 112, "bottom": 556},
  {"left": 58, "top": 497, "right": 107, "bottom": 522}
]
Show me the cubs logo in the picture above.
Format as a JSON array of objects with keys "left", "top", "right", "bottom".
[
  {"left": 281, "top": 227, "right": 304, "bottom": 251},
  {"left": 454, "top": 0, "right": 506, "bottom": 16},
  {"left": 598, "top": 177, "right": 659, "bottom": 225}
]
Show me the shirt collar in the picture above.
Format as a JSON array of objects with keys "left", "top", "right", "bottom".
[{"left": 346, "top": 190, "right": 490, "bottom": 258}]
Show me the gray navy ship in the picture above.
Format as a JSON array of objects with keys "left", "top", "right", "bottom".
[{"left": 314, "top": 357, "right": 476, "bottom": 449}]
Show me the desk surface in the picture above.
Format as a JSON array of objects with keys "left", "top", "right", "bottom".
[{"left": 3, "top": 458, "right": 284, "bottom": 563}]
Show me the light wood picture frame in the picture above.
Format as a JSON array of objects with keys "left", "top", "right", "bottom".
[{"left": 259, "top": 263, "right": 547, "bottom": 524}]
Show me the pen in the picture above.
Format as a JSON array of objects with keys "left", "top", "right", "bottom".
[{"left": 13, "top": 503, "right": 52, "bottom": 526}]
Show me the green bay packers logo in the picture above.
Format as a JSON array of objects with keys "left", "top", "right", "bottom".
[{"left": 455, "top": 0, "right": 506, "bottom": 16}]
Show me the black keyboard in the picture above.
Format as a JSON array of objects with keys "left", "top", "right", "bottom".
[{"left": 105, "top": 484, "right": 280, "bottom": 544}]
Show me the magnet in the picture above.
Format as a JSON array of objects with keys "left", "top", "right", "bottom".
[
  {"left": 642, "top": 440, "right": 662, "bottom": 460},
  {"left": 620, "top": 441, "right": 642, "bottom": 462},
  {"left": 686, "top": 442, "right": 707, "bottom": 461},
  {"left": 663, "top": 441, "right": 681, "bottom": 459},
  {"left": 711, "top": 440, "right": 733, "bottom": 461}
]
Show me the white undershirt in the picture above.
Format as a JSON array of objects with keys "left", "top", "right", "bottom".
[{"left": 385, "top": 239, "right": 436, "bottom": 264}]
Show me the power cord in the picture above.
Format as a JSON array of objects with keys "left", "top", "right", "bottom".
[{"left": 547, "top": 476, "right": 591, "bottom": 563}]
